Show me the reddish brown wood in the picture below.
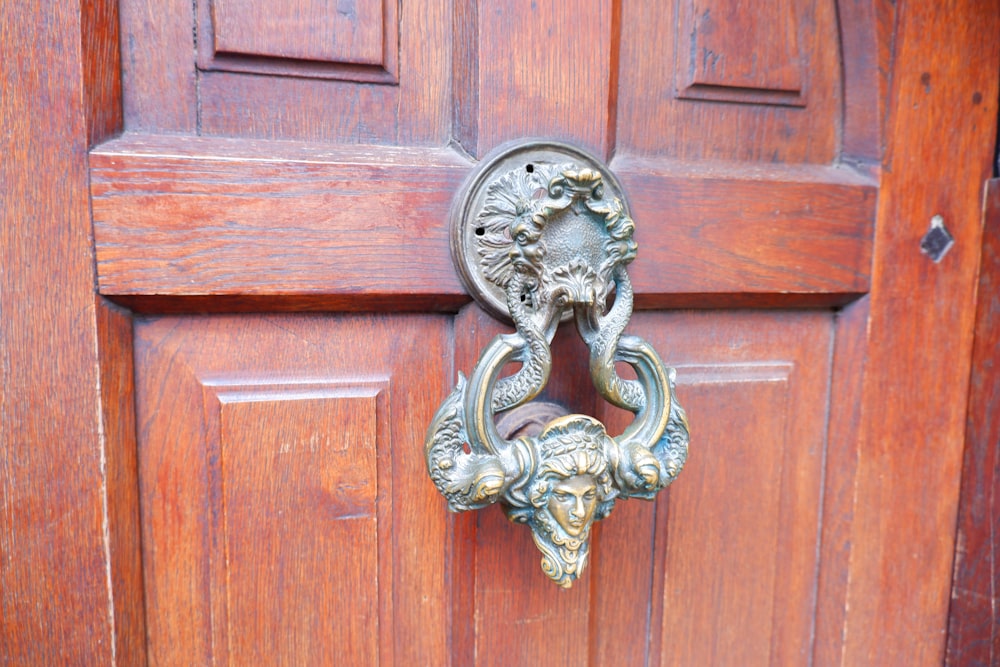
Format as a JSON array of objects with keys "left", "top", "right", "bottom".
[
  {"left": 945, "top": 179, "right": 1000, "bottom": 667},
  {"left": 89, "top": 139, "right": 469, "bottom": 300},
  {"left": 617, "top": 0, "right": 840, "bottom": 162},
  {"left": 211, "top": 0, "right": 384, "bottom": 64},
  {"left": 838, "top": 0, "right": 897, "bottom": 163},
  {"left": 119, "top": 0, "right": 197, "bottom": 132},
  {"left": 215, "top": 388, "right": 385, "bottom": 664},
  {"left": 198, "top": 0, "right": 442, "bottom": 143},
  {"left": 615, "top": 157, "right": 875, "bottom": 300},
  {"left": 96, "top": 300, "right": 147, "bottom": 666},
  {"left": 81, "top": 0, "right": 122, "bottom": 145},
  {"left": 589, "top": 498, "right": 656, "bottom": 666},
  {"left": 122, "top": 0, "right": 444, "bottom": 142},
  {"left": 195, "top": 0, "right": 398, "bottom": 83},
  {"left": 811, "top": 298, "right": 869, "bottom": 666},
  {"left": 453, "top": 0, "right": 616, "bottom": 159},
  {"left": 89, "top": 136, "right": 875, "bottom": 306},
  {"left": 0, "top": 2, "right": 116, "bottom": 663},
  {"left": 677, "top": 0, "right": 805, "bottom": 105},
  {"left": 841, "top": 2, "right": 1000, "bottom": 664},
  {"left": 451, "top": 0, "right": 480, "bottom": 153},
  {"left": 134, "top": 315, "right": 451, "bottom": 665},
  {"left": 635, "top": 312, "right": 832, "bottom": 665},
  {"left": 590, "top": 340, "right": 656, "bottom": 667},
  {"left": 6, "top": 0, "right": 988, "bottom": 664}
]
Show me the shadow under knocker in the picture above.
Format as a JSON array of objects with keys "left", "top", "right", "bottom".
[{"left": 425, "top": 140, "right": 690, "bottom": 587}]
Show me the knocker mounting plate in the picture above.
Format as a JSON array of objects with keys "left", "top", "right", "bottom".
[
  {"left": 427, "top": 140, "right": 690, "bottom": 588},
  {"left": 451, "top": 140, "right": 633, "bottom": 323}
]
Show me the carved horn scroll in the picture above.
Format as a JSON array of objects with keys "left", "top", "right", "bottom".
[{"left": 425, "top": 140, "right": 690, "bottom": 588}]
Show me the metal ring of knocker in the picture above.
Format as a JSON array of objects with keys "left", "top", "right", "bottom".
[{"left": 426, "top": 140, "right": 689, "bottom": 588}]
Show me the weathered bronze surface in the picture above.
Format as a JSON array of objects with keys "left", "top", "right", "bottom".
[{"left": 427, "top": 140, "right": 689, "bottom": 587}]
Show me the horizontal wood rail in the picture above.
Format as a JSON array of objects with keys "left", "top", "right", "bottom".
[{"left": 90, "top": 134, "right": 876, "bottom": 312}]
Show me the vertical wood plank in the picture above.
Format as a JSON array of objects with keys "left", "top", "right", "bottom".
[
  {"left": 589, "top": 404, "right": 655, "bottom": 667},
  {"left": 837, "top": 0, "right": 897, "bottom": 163},
  {"left": 812, "top": 299, "right": 868, "bottom": 667},
  {"left": 0, "top": 1, "right": 116, "bottom": 662},
  {"left": 457, "top": 0, "right": 615, "bottom": 159},
  {"left": 96, "top": 301, "right": 147, "bottom": 666},
  {"left": 81, "top": 0, "right": 122, "bottom": 145},
  {"left": 120, "top": 0, "right": 198, "bottom": 132},
  {"left": 945, "top": 180, "right": 1000, "bottom": 667},
  {"left": 842, "top": 1, "right": 1000, "bottom": 664}
]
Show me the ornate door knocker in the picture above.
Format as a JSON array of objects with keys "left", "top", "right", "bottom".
[{"left": 425, "top": 140, "right": 689, "bottom": 587}]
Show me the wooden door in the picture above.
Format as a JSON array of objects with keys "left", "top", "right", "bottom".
[{"left": 4, "top": 1, "right": 999, "bottom": 665}]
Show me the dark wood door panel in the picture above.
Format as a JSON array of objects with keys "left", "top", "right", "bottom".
[
  {"left": 618, "top": 0, "right": 841, "bottom": 162},
  {"left": 634, "top": 311, "right": 832, "bottom": 666},
  {"left": 119, "top": 0, "right": 862, "bottom": 165},
  {"left": 133, "top": 314, "right": 452, "bottom": 666},
  {"left": 120, "top": 0, "right": 446, "bottom": 141},
  {"left": 449, "top": 308, "right": 833, "bottom": 666}
]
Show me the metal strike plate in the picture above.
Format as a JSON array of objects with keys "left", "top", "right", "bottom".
[{"left": 427, "top": 140, "right": 689, "bottom": 588}]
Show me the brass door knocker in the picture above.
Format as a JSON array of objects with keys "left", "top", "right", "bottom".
[{"left": 426, "top": 140, "right": 689, "bottom": 587}]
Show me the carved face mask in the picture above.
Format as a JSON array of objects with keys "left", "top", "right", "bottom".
[{"left": 546, "top": 474, "right": 598, "bottom": 537}]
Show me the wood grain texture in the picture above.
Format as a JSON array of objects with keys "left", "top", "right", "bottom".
[
  {"left": 616, "top": 0, "right": 839, "bottom": 162},
  {"left": 210, "top": 0, "right": 384, "bottom": 64},
  {"left": 90, "top": 137, "right": 471, "bottom": 301},
  {"left": 448, "top": 308, "right": 832, "bottom": 665},
  {"left": 614, "top": 156, "right": 875, "bottom": 301},
  {"left": 838, "top": 0, "right": 897, "bottom": 163},
  {"left": 0, "top": 1, "right": 116, "bottom": 662},
  {"left": 841, "top": 2, "right": 1000, "bottom": 664},
  {"left": 90, "top": 135, "right": 875, "bottom": 307},
  {"left": 195, "top": 0, "right": 398, "bottom": 83},
  {"left": 199, "top": 0, "right": 445, "bottom": 142},
  {"left": 811, "top": 298, "right": 868, "bottom": 667},
  {"left": 96, "top": 300, "right": 147, "bottom": 667},
  {"left": 81, "top": 0, "right": 122, "bottom": 145},
  {"left": 677, "top": 0, "right": 805, "bottom": 106},
  {"left": 632, "top": 311, "right": 832, "bottom": 666},
  {"left": 945, "top": 179, "right": 1000, "bottom": 667},
  {"left": 120, "top": 0, "right": 197, "bottom": 132},
  {"left": 122, "top": 0, "right": 444, "bottom": 142},
  {"left": 134, "top": 315, "right": 450, "bottom": 666},
  {"left": 453, "top": 0, "right": 615, "bottom": 159},
  {"left": 213, "top": 387, "right": 385, "bottom": 665}
]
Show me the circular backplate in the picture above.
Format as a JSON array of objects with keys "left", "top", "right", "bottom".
[{"left": 450, "top": 139, "right": 631, "bottom": 323}]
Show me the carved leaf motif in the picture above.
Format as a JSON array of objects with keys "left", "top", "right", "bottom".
[{"left": 476, "top": 167, "right": 546, "bottom": 288}]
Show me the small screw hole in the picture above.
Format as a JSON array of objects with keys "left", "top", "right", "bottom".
[
  {"left": 525, "top": 164, "right": 534, "bottom": 173},
  {"left": 475, "top": 226, "right": 485, "bottom": 236}
]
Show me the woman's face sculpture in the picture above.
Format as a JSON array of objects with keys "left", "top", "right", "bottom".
[{"left": 546, "top": 473, "right": 598, "bottom": 537}]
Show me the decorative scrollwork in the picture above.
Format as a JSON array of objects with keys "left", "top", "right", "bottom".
[{"left": 429, "top": 140, "right": 689, "bottom": 587}]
